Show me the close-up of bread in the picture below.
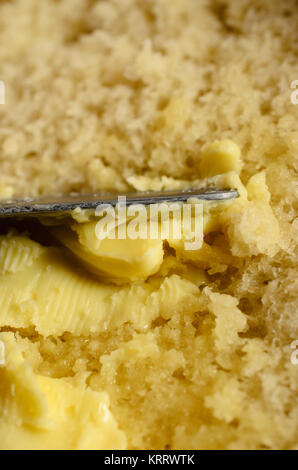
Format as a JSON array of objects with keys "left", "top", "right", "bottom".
[{"left": 0, "top": 0, "right": 297, "bottom": 450}]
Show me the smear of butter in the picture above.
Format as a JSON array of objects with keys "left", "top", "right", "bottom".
[
  {"left": 0, "top": 332, "right": 126, "bottom": 450},
  {"left": 50, "top": 140, "right": 242, "bottom": 281},
  {"left": 52, "top": 221, "right": 164, "bottom": 283},
  {"left": 0, "top": 234, "right": 203, "bottom": 336},
  {"left": 199, "top": 139, "right": 242, "bottom": 177}
]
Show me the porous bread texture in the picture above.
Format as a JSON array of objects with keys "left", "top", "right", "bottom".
[{"left": 0, "top": 0, "right": 297, "bottom": 450}]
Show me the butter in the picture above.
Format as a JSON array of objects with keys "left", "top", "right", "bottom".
[
  {"left": 48, "top": 141, "right": 243, "bottom": 282},
  {"left": 0, "top": 234, "right": 204, "bottom": 336},
  {"left": 0, "top": 332, "right": 126, "bottom": 450},
  {"left": 52, "top": 221, "right": 164, "bottom": 283},
  {"left": 199, "top": 140, "right": 242, "bottom": 177}
]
